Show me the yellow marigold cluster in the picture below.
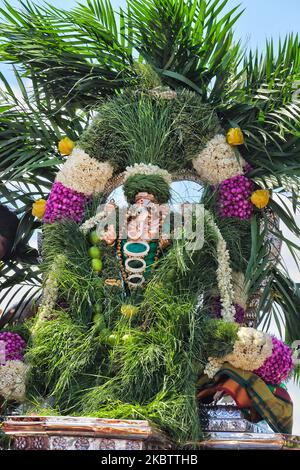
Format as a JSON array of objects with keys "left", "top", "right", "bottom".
[
  {"left": 58, "top": 137, "right": 75, "bottom": 156},
  {"left": 251, "top": 189, "right": 270, "bottom": 209},
  {"left": 0, "top": 360, "right": 28, "bottom": 402},
  {"left": 56, "top": 148, "right": 114, "bottom": 196},
  {"left": 32, "top": 199, "right": 47, "bottom": 219},
  {"left": 192, "top": 134, "right": 245, "bottom": 184},
  {"left": 226, "top": 128, "right": 244, "bottom": 146}
]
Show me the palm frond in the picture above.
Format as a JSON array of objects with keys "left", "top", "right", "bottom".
[
  {"left": 127, "top": 0, "right": 243, "bottom": 100},
  {"left": 0, "top": 0, "right": 134, "bottom": 108}
]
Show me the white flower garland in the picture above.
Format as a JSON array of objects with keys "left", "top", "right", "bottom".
[
  {"left": 204, "top": 327, "right": 274, "bottom": 378},
  {"left": 124, "top": 163, "right": 172, "bottom": 185},
  {"left": 225, "top": 327, "right": 273, "bottom": 371},
  {"left": 0, "top": 360, "right": 29, "bottom": 402},
  {"left": 56, "top": 148, "right": 114, "bottom": 196},
  {"left": 204, "top": 357, "right": 224, "bottom": 379},
  {"left": 192, "top": 134, "right": 245, "bottom": 184},
  {"left": 37, "top": 255, "right": 67, "bottom": 323},
  {"left": 79, "top": 210, "right": 106, "bottom": 235},
  {"left": 206, "top": 212, "right": 236, "bottom": 322}
]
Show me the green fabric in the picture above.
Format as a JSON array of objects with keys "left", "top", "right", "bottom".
[{"left": 197, "top": 363, "right": 293, "bottom": 435}]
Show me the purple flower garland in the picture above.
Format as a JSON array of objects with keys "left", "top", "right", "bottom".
[
  {"left": 254, "top": 336, "right": 294, "bottom": 385},
  {"left": 219, "top": 175, "right": 254, "bottom": 220},
  {"left": 0, "top": 332, "right": 26, "bottom": 361},
  {"left": 211, "top": 296, "right": 245, "bottom": 324},
  {"left": 44, "top": 182, "right": 88, "bottom": 224}
]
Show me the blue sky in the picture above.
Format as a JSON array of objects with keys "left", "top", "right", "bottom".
[{"left": 1, "top": 0, "right": 300, "bottom": 435}]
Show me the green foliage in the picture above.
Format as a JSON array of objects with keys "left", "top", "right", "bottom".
[
  {"left": 0, "top": 0, "right": 134, "bottom": 108},
  {"left": 123, "top": 174, "right": 171, "bottom": 203},
  {"left": 79, "top": 92, "right": 178, "bottom": 170},
  {"left": 0, "top": 0, "right": 300, "bottom": 437},
  {"left": 221, "top": 35, "right": 300, "bottom": 177},
  {"left": 132, "top": 62, "right": 162, "bottom": 90},
  {"left": 78, "top": 285, "right": 205, "bottom": 442},
  {"left": 41, "top": 219, "right": 108, "bottom": 324},
  {"left": 203, "top": 319, "right": 239, "bottom": 358},
  {"left": 82, "top": 391, "right": 202, "bottom": 444},
  {"left": 0, "top": 425, "right": 10, "bottom": 449},
  {"left": 169, "top": 89, "right": 222, "bottom": 160},
  {"left": 258, "top": 268, "right": 300, "bottom": 345},
  {"left": 26, "top": 312, "right": 104, "bottom": 404}
]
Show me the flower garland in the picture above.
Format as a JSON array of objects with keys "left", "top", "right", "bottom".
[
  {"left": 56, "top": 148, "right": 114, "bottom": 196},
  {"left": 0, "top": 360, "right": 28, "bottom": 402},
  {"left": 219, "top": 175, "right": 254, "bottom": 220},
  {"left": 36, "top": 255, "right": 67, "bottom": 323},
  {"left": 204, "top": 357, "right": 224, "bottom": 379},
  {"left": 232, "top": 271, "right": 248, "bottom": 310},
  {"left": 203, "top": 327, "right": 294, "bottom": 381},
  {"left": 0, "top": 332, "right": 26, "bottom": 361},
  {"left": 124, "top": 163, "right": 172, "bottom": 185},
  {"left": 79, "top": 210, "right": 107, "bottom": 236},
  {"left": 44, "top": 182, "right": 88, "bottom": 224},
  {"left": 79, "top": 200, "right": 117, "bottom": 236},
  {"left": 254, "top": 336, "right": 294, "bottom": 385},
  {"left": 206, "top": 212, "right": 236, "bottom": 322},
  {"left": 224, "top": 327, "right": 273, "bottom": 371},
  {"left": 192, "top": 134, "right": 245, "bottom": 185},
  {"left": 211, "top": 297, "right": 245, "bottom": 324}
]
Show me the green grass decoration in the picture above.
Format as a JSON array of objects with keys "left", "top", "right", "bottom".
[
  {"left": 123, "top": 174, "right": 171, "bottom": 203},
  {"left": 203, "top": 319, "right": 239, "bottom": 358},
  {"left": 78, "top": 90, "right": 221, "bottom": 172}
]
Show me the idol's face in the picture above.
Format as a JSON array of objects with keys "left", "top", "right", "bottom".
[{"left": 0, "top": 235, "right": 8, "bottom": 260}]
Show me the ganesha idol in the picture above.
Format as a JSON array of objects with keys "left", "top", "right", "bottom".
[{"left": 95, "top": 168, "right": 173, "bottom": 291}]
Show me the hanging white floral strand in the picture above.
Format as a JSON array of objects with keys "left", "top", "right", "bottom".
[{"left": 205, "top": 212, "right": 236, "bottom": 322}]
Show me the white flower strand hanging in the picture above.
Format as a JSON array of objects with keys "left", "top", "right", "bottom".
[{"left": 206, "top": 212, "right": 236, "bottom": 323}]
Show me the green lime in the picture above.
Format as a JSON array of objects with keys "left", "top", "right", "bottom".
[
  {"left": 122, "top": 334, "right": 133, "bottom": 344},
  {"left": 92, "top": 258, "right": 103, "bottom": 272},
  {"left": 89, "top": 246, "right": 101, "bottom": 259},
  {"left": 107, "top": 334, "right": 117, "bottom": 346},
  {"left": 89, "top": 230, "right": 100, "bottom": 245}
]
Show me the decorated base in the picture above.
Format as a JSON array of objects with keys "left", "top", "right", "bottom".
[
  {"left": 199, "top": 404, "right": 272, "bottom": 433},
  {"left": 3, "top": 414, "right": 300, "bottom": 451},
  {"left": 2, "top": 416, "right": 173, "bottom": 451},
  {"left": 198, "top": 433, "right": 300, "bottom": 450},
  {"left": 197, "top": 405, "right": 300, "bottom": 450}
]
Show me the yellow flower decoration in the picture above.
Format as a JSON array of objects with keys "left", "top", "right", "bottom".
[
  {"left": 32, "top": 199, "right": 47, "bottom": 219},
  {"left": 251, "top": 189, "right": 270, "bottom": 209},
  {"left": 58, "top": 137, "right": 75, "bottom": 156},
  {"left": 227, "top": 128, "right": 244, "bottom": 146},
  {"left": 120, "top": 304, "right": 139, "bottom": 318}
]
